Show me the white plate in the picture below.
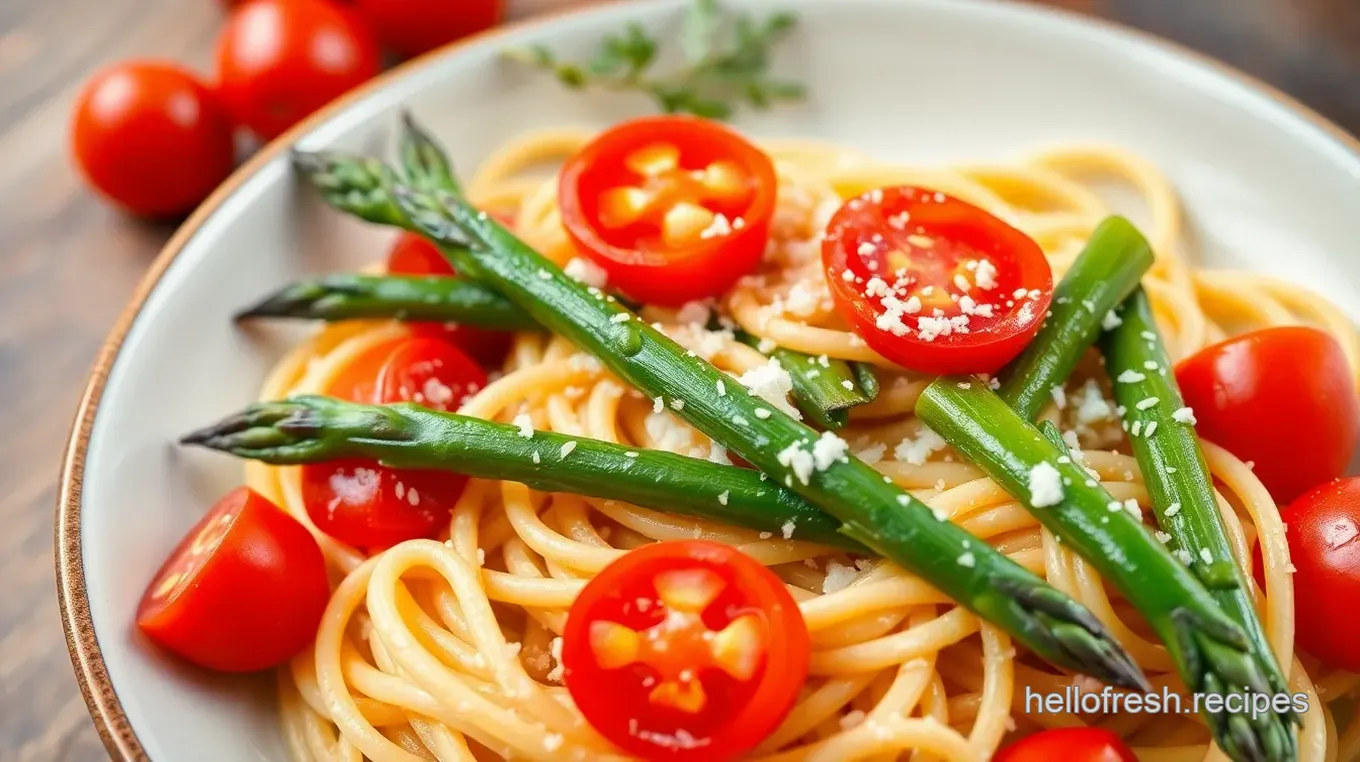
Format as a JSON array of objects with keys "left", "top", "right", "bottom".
[{"left": 58, "top": 0, "right": 1360, "bottom": 759}]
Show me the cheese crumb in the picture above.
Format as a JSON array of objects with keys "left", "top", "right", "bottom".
[
  {"left": 510, "top": 413, "right": 535, "bottom": 438},
  {"left": 563, "top": 257, "right": 608, "bottom": 288},
  {"left": 738, "top": 358, "right": 801, "bottom": 420},
  {"left": 781, "top": 520, "right": 796, "bottom": 540},
  {"left": 894, "top": 426, "right": 947, "bottom": 465},
  {"left": 974, "top": 259, "right": 999, "bottom": 290},
  {"left": 718, "top": 490, "right": 729, "bottom": 506},
  {"left": 1102, "top": 310, "right": 1123, "bottom": 330},
  {"left": 610, "top": 312, "right": 631, "bottom": 324},
  {"left": 957, "top": 551, "right": 976, "bottom": 568},
  {"left": 1171, "top": 406, "right": 1197, "bottom": 424},
  {"left": 1051, "top": 385, "right": 1067, "bottom": 410},
  {"left": 1027, "top": 462, "right": 1065, "bottom": 507},
  {"left": 855, "top": 442, "right": 887, "bottom": 465},
  {"left": 822, "top": 561, "right": 858, "bottom": 594},
  {"left": 1199, "top": 547, "right": 1214, "bottom": 564},
  {"left": 812, "top": 431, "right": 851, "bottom": 470},
  {"left": 777, "top": 442, "right": 815, "bottom": 485},
  {"left": 1135, "top": 397, "right": 1160, "bottom": 410},
  {"left": 559, "top": 442, "right": 577, "bottom": 459},
  {"left": 1166, "top": 501, "right": 1181, "bottom": 517},
  {"left": 1116, "top": 370, "right": 1146, "bottom": 383},
  {"left": 716, "top": 379, "right": 727, "bottom": 397}
]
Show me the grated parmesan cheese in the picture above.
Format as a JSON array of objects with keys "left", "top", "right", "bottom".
[
  {"left": 563, "top": 257, "right": 608, "bottom": 288},
  {"left": 894, "top": 426, "right": 947, "bottom": 465},
  {"left": 512, "top": 414, "right": 534, "bottom": 438},
  {"left": 1027, "top": 462, "right": 1065, "bottom": 507}
]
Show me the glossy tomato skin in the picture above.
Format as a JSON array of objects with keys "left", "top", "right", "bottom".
[
  {"left": 1175, "top": 326, "right": 1359, "bottom": 503},
  {"left": 136, "top": 487, "right": 330, "bottom": 672},
  {"left": 559, "top": 115, "right": 778, "bottom": 306},
  {"left": 216, "top": 0, "right": 381, "bottom": 140},
  {"left": 71, "top": 61, "right": 235, "bottom": 218},
  {"left": 1274, "top": 477, "right": 1360, "bottom": 671},
  {"left": 300, "top": 336, "right": 483, "bottom": 550},
  {"left": 385, "top": 232, "right": 510, "bottom": 364},
  {"left": 352, "top": 0, "right": 502, "bottom": 59},
  {"left": 823, "top": 186, "right": 1053, "bottom": 375},
  {"left": 994, "top": 728, "right": 1136, "bottom": 762},
  {"left": 562, "top": 540, "right": 809, "bottom": 761}
]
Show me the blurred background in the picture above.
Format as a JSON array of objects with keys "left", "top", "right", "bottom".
[{"left": 2, "top": 0, "right": 1358, "bottom": 759}]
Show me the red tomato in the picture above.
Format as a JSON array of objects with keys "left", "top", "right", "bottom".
[
  {"left": 822, "top": 186, "right": 1053, "bottom": 375},
  {"left": 994, "top": 728, "right": 1136, "bottom": 762},
  {"left": 300, "top": 336, "right": 484, "bottom": 549},
  {"left": 558, "top": 115, "right": 778, "bottom": 306},
  {"left": 216, "top": 0, "right": 381, "bottom": 140},
  {"left": 352, "top": 0, "right": 503, "bottom": 59},
  {"left": 136, "top": 487, "right": 329, "bottom": 672},
  {"left": 70, "top": 61, "right": 235, "bottom": 218},
  {"left": 1175, "top": 326, "right": 1359, "bottom": 503},
  {"left": 1273, "top": 478, "right": 1360, "bottom": 671},
  {"left": 562, "top": 540, "right": 809, "bottom": 760},
  {"left": 384, "top": 231, "right": 511, "bottom": 364}
]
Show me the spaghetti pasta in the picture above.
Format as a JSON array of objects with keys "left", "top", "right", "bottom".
[{"left": 248, "top": 128, "right": 1360, "bottom": 762}]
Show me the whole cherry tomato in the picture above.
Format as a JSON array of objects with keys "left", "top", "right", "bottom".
[
  {"left": 562, "top": 540, "right": 809, "bottom": 760},
  {"left": 1268, "top": 477, "right": 1360, "bottom": 671},
  {"left": 1175, "top": 326, "right": 1360, "bottom": 503},
  {"left": 351, "top": 0, "right": 503, "bottom": 59},
  {"left": 994, "top": 728, "right": 1136, "bottom": 762},
  {"left": 137, "top": 487, "right": 330, "bottom": 672},
  {"left": 71, "top": 61, "right": 236, "bottom": 218},
  {"left": 216, "top": 0, "right": 382, "bottom": 140},
  {"left": 559, "top": 116, "right": 778, "bottom": 306},
  {"left": 822, "top": 186, "right": 1053, "bottom": 374}
]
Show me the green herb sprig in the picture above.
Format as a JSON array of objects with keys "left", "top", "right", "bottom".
[{"left": 504, "top": 0, "right": 804, "bottom": 119}]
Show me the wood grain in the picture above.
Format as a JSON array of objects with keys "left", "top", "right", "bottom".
[{"left": 5, "top": 0, "right": 1358, "bottom": 759}]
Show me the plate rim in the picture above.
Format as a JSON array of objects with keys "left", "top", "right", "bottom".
[{"left": 54, "top": 1, "right": 1360, "bottom": 758}]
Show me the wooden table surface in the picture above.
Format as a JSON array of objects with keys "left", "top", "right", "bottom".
[{"left": 3, "top": 0, "right": 1358, "bottom": 759}]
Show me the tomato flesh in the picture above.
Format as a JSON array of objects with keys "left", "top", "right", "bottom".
[
  {"left": 1273, "top": 477, "right": 1360, "bottom": 671},
  {"left": 559, "top": 116, "right": 777, "bottom": 306},
  {"left": 823, "top": 186, "right": 1053, "bottom": 374},
  {"left": 562, "top": 541, "right": 809, "bottom": 760},
  {"left": 300, "top": 336, "right": 484, "bottom": 549},
  {"left": 1175, "top": 326, "right": 1359, "bottom": 503},
  {"left": 994, "top": 728, "right": 1136, "bottom": 762},
  {"left": 385, "top": 231, "right": 510, "bottom": 364},
  {"left": 137, "top": 487, "right": 330, "bottom": 672}
]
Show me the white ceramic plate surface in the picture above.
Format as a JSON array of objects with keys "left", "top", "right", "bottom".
[{"left": 58, "top": 0, "right": 1360, "bottom": 759}]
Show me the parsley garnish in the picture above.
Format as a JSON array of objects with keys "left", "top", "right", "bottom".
[{"left": 504, "top": 0, "right": 804, "bottom": 120}]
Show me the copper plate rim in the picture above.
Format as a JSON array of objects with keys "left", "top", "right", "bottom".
[{"left": 55, "top": 1, "right": 1360, "bottom": 759}]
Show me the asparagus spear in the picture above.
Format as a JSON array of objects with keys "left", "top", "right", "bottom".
[
  {"left": 182, "top": 395, "right": 857, "bottom": 549},
  {"left": 730, "top": 328, "right": 874, "bottom": 430},
  {"left": 1100, "top": 290, "right": 1296, "bottom": 711},
  {"left": 236, "top": 274, "right": 539, "bottom": 329},
  {"left": 289, "top": 129, "right": 1147, "bottom": 691},
  {"left": 917, "top": 379, "right": 1295, "bottom": 762},
  {"left": 997, "top": 216, "right": 1155, "bottom": 420}
]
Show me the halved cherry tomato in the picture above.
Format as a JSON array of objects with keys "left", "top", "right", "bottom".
[
  {"left": 136, "top": 487, "right": 329, "bottom": 672},
  {"left": 1267, "top": 478, "right": 1360, "bottom": 671},
  {"left": 559, "top": 115, "right": 777, "bottom": 306},
  {"left": 994, "top": 728, "right": 1136, "bottom": 762},
  {"left": 384, "top": 231, "right": 510, "bottom": 364},
  {"left": 351, "top": 0, "right": 503, "bottom": 59},
  {"left": 822, "top": 186, "right": 1053, "bottom": 375},
  {"left": 562, "top": 540, "right": 808, "bottom": 760},
  {"left": 216, "top": 0, "right": 381, "bottom": 140},
  {"left": 1175, "top": 326, "right": 1359, "bottom": 503},
  {"left": 71, "top": 61, "right": 236, "bottom": 218},
  {"left": 300, "top": 336, "right": 484, "bottom": 549}
]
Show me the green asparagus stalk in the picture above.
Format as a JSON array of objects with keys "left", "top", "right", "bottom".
[
  {"left": 1100, "top": 290, "right": 1296, "bottom": 712},
  {"left": 916, "top": 379, "right": 1295, "bottom": 762},
  {"left": 997, "top": 216, "right": 1155, "bottom": 420},
  {"left": 182, "top": 394, "right": 857, "bottom": 549},
  {"left": 731, "top": 328, "right": 874, "bottom": 430},
  {"left": 289, "top": 127, "right": 1148, "bottom": 691},
  {"left": 235, "top": 274, "right": 540, "bottom": 329}
]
